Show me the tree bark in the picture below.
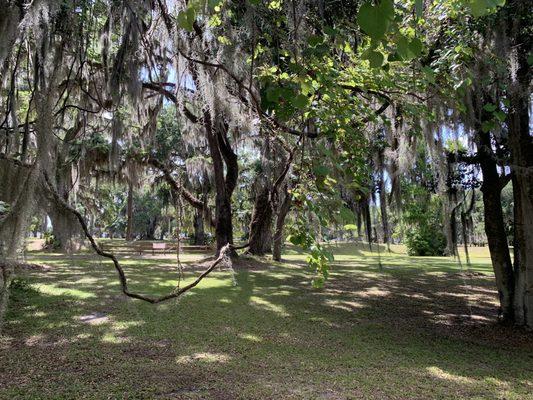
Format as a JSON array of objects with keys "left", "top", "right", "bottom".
[
  {"left": 273, "top": 189, "right": 291, "bottom": 261},
  {"left": 0, "top": 262, "right": 14, "bottom": 332},
  {"left": 248, "top": 187, "right": 273, "bottom": 255},
  {"left": 377, "top": 171, "right": 389, "bottom": 247},
  {"left": 477, "top": 127, "right": 515, "bottom": 322},
  {"left": 507, "top": 15, "right": 533, "bottom": 327},
  {"left": 203, "top": 111, "right": 238, "bottom": 256},
  {"left": 125, "top": 180, "right": 134, "bottom": 241},
  {"left": 192, "top": 209, "right": 206, "bottom": 245}
]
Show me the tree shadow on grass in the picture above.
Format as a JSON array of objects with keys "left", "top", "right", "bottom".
[{"left": 1, "top": 252, "right": 532, "bottom": 399}]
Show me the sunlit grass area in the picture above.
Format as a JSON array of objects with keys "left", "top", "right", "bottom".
[{"left": 1, "top": 243, "right": 532, "bottom": 399}]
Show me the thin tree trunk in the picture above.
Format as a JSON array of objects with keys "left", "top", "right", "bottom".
[
  {"left": 273, "top": 191, "right": 291, "bottom": 261},
  {"left": 125, "top": 180, "right": 134, "bottom": 241},
  {"left": 363, "top": 199, "right": 372, "bottom": 249},
  {"left": 356, "top": 206, "right": 362, "bottom": 240},
  {"left": 378, "top": 171, "right": 389, "bottom": 248}
]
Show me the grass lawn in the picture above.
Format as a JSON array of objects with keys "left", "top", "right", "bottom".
[{"left": 1, "top": 243, "right": 532, "bottom": 399}]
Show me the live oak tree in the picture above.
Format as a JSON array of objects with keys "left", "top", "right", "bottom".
[{"left": 1, "top": 0, "right": 530, "bottom": 331}]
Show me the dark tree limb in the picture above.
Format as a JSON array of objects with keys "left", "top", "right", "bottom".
[{"left": 43, "top": 171, "right": 243, "bottom": 304}]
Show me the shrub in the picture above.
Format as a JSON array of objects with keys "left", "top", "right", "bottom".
[{"left": 405, "top": 225, "right": 446, "bottom": 256}]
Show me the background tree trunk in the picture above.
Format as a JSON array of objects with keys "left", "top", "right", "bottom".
[
  {"left": 273, "top": 190, "right": 291, "bottom": 261},
  {"left": 192, "top": 209, "right": 206, "bottom": 245},
  {"left": 248, "top": 187, "right": 273, "bottom": 255},
  {"left": 125, "top": 180, "right": 134, "bottom": 241}
]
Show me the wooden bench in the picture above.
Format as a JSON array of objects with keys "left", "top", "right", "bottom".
[
  {"left": 98, "top": 241, "right": 212, "bottom": 255},
  {"left": 136, "top": 242, "right": 176, "bottom": 255}
]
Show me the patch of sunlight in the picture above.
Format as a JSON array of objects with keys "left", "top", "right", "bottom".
[
  {"left": 484, "top": 376, "right": 510, "bottom": 389},
  {"left": 101, "top": 332, "right": 131, "bottom": 344},
  {"left": 427, "top": 366, "right": 476, "bottom": 385},
  {"left": 176, "top": 352, "right": 231, "bottom": 364},
  {"left": 35, "top": 284, "right": 96, "bottom": 299},
  {"left": 269, "top": 289, "right": 293, "bottom": 297},
  {"left": 219, "top": 298, "right": 231, "bottom": 304},
  {"left": 111, "top": 320, "right": 143, "bottom": 330},
  {"left": 307, "top": 316, "right": 341, "bottom": 328},
  {"left": 32, "top": 311, "right": 47, "bottom": 317},
  {"left": 170, "top": 274, "right": 230, "bottom": 289},
  {"left": 76, "top": 333, "right": 91, "bottom": 340},
  {"left": 358, "top": 286, "right": 390, "bottom": 298},
  {"left": 77, "top": 313, "right": 110, "bottom": 325},
  {"left": 267, "top": 272, "right": 293, "bottom": 279},
  {"left": 73, "top": 277, "right": 100, "bottom": 284},
  {"left": 238, "top": 333, "right": 262, "bottom": 342},
  {"left": 25, "top": 334, "right": 45, "bottom": 346},
  {"left": 250, "top": 296, "right": 290, "bottom": 317},
  {"left": 324, "top": 299, "right": 364, "bottom": 311}
]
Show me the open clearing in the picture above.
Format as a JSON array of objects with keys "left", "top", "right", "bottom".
[{"left": 1, "top": 243, "right": 532, "bottom": 399}]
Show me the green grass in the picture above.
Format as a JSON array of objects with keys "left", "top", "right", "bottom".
[{"left": 1, "top": 243, "right": 532, "bottom": 399}]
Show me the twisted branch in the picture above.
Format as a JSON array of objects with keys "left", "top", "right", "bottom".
[{"left": 43, "top": 172, "right": 243, "bottom": 304}]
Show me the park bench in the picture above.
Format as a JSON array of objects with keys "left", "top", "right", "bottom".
[
  {"left": 136, "top": 242, "right": 176, "bottom": 255},
  {"left": 98, "top": 241, "right": 212, "bottom": 255}
]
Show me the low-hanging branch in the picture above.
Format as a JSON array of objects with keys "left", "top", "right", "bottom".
[
  {"left": 43, "top": 172, "right": 241, "bottom": 304},
  {"left": 144, "top": 156, "right": 216, "bottom": 228}
]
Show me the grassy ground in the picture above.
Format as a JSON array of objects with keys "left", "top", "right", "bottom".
[{"left": 1, "top": 242, "right": 532, "bottom": 399}]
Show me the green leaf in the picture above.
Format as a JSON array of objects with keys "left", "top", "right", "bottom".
[
  {"left": 357, "top": 1, "right": 394, "bottom": 41},
  {"left": 483, "top": 103, "right": 497, "bottom": 112},
  {"left": 292, "top": 93, "right": 309, "bottom": 109},
  {"left": 368, "top": 50, "right": 384, "bottom": 68},
  {"left": 339, "top": 207, "right": 355, "bottom": 222},
  {"left": 467, "top": 0, "right": 505, "bottom": 17},
  {"left": 422, "top": 66, "right": 435, "bottom": 83},
  {"left": 396, "top": 35, "right": 411, "bottom": 60},
  {"left": 344, "top": 224, "right": 358, "bottom": 230},
  {"left": 266, "top": 86, "right": 281, "bottom": 102},
  {"left": 287, "top": 234, "right": 304, "bottom": 246},
  {"left": 409, "top": 37, "right": 423, "bottom": 57},
  {"left": 312, "top": 276, "right": 325, "bottom": 289},
  {"left": 481, "top": 120, "right": 495, "bottom": 133},
  {"left": 494, "top": 110, "right": 506, "bottom": 122},
  {"left": 415, "top": 0, "right": 423, "bottom": 18},
  {"left": 177, "top": 8, "right": 195, "bottom": 32},
  {"left": 313, "top": 165, "right": 330, "bottom": 176},
  {"left": 363, "top": 49, "right": 384, "bottom": 68},
  {"left": 307, "top": 35, "right": 323, "bottom": 47}
]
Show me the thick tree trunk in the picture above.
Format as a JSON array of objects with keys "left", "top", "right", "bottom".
[
  {"left": 214, "top": 194, "right": 234, "bottom": 253},
  {"left": 273, "top": 191, "right": 291, "bottom": 261},
  {"left": 0, "top": 262, "right": 14, "bottom": 332},
  {"left": 477, "top": 127, "right": 515, "bottom": 322},
  {"left": 481, "top": 178, "right": 514, "bottom": 321},
  {"left": 125, "top": 180, "right": 134, "bottom": 241},
  {"left": 507, "top": 26, "right": 533, "bottom": 327},
  {"left": 248, "top": 188, "right": 273, "bottom": 255},
  {"left": 192, "top": 209, "right": 206, "bottom": 245},
  {"left": 203, "top": 112, "right": 238, "bottom": 256},
  {"left": 49, "top": 167, "right": 80, "bottom": 251}
]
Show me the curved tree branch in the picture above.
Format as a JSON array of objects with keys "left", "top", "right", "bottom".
[{"left": 43, "top": 171, "right": 242, "bottom": 304}]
